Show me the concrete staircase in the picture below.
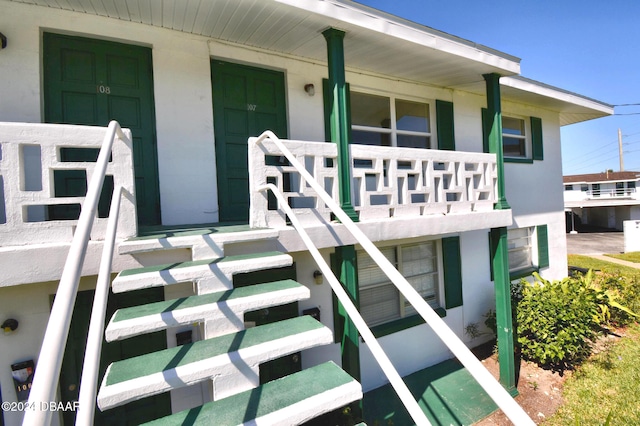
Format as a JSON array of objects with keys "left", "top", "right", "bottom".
[{"left": 96, "top": 227, "right": 362, "bottom": 425}]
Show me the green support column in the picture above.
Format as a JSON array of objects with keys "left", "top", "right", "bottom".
[
  {"left": 483, "top": 73, "right": 510, "bottom": 211},
  {"left": 490, "top": 227, "right": 518, "bottom": 396},
  {"left": 324, "top": 28, "right": 362, "bottom": 419},
  {"left": 323, "top": 28, "right": 358, "bottom": 221},
  {"left": 485, "top": 73, "right": 517, "bottom": 395}
]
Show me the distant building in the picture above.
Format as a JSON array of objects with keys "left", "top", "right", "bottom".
[{"left": 564, "top": 171, "right": 640, "bottom": 231}]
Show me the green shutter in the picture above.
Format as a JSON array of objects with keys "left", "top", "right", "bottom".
[
  {"left": 537, "top": 225, "right": 549, "bottom": 268},
  {"left": 488, "top": 231, "right": 494, "bottom": 281},
  {"left": 531, "top": 116, "right": 543, "bottom": 160},
  {"left": 442, "top": 236, "right": 463, "bottom": 309},
  {"left": 481, "top": 108, "right": 491, "bottom": 153},
  {"left": 436, "top": 100, "right": 455, "bottom": 150}
]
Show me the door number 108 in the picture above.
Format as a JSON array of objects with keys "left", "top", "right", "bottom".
[{"left": 97, "top": 85, "right": 111, "bottom": 94}]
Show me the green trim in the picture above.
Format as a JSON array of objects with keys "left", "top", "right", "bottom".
[
  {"left": 105, "top": 316, "right": 322, "bottom": 385},
  {"left": 141, "top": 362, "right": 356, "bottom": 426},
  {"left": 504, "top": 157, "right": 534, "bottom": 164},
  {"left": 442, "top": 236, "right": 463, "bottom": 309},
  {"left": 531, "top": 116, "right": 544, "bottom": 161},
  {"left": 481, "top": 107, "right": 491, "bottom": 154},
  {"left": 489, "top": 227, "right": 517, "bottom": 394},
  {"left": 509, "top": 266, "right": 538, "bottom": 281},
  {"left": 537, "top": 224, "right": 550, "bottom": 269},
  {"left": 323, "top": 28, "right": 358, "bottom": 222},
  {"left": 483, "top": 74, "right": 510, "bottom": 211},
  {"left": 436, "top": 100, "right": 455, "bottom": 151},
  {"left": 371, "top": 309, "right": 446, "bottom": 338}
]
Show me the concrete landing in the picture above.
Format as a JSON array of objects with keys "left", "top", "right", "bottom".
[{"left": 363, "top": 359, "right": 498, "bottom": 426}]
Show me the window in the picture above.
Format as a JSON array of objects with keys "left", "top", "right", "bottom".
[
  {"left": 358, "top": 241, "right": 439, "bottom": 327},
  {"left": 502, "top": 116, "right": 526, "bottom": 158},
  {"left": 482, "top": 111, "right": 543, "bottom": 161},
  {"left": 564, "top": 184, "right": 574, "bottom": 191},
  {"left": 350, "top": 91, "right": 432, "bottom": 149},
  {"left": 505, "top": 226, "right": 549, "bottom": 277},
  {"left": 507, "top": 227, "right": 533, "bottom": 273},
  {"left": 581, "top": 184, "right": 589, "bottom": 192}
]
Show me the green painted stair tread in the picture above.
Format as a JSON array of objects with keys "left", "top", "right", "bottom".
[
  {"left": 106, "top": 279, "right": 309, "bottom": 341},
  {"left": 139, "top": 362, "right": 362, "bottom": 426},
  {"left": 117, "top": 251, "right": 286, "bottom": 277},
  {"left": 104, "top": 316, "right": 325, "bottom": 386},
  {"left": 111, "top": 279, "right": 303, "bottom": 323}
]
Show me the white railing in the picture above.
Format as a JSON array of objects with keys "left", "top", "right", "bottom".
[
  {"left": 251, "top": 131, "right": 534, "bottom": 426},
  {"left": 0, "top": 122, "right": 136, "bottom": 246},
  {"left": 23, "top": 122, "right": 133, "bottom": 426},
  {"left": 249, "top": 137, "right": 497, "bottom": 228},
  {"left": 586, "top": 188, "right": 637, "bottom": 199}
]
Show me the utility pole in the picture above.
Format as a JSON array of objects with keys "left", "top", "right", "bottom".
[{"left": 619, "top": 128, "right": 624, "bottom": 171}]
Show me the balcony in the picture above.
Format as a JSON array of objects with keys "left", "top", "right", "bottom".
[
  {"left": 249, "top": 136, "right": 512, "bottom": 242},
  {"left": 0, "top": 122, "right": 137, "bottom": 247}
]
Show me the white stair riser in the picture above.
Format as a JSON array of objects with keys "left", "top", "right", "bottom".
[
  {"left": 97, "top": 326, "right": 332, "bottom": 410},
  {"left": 118, "top": 229, "right": 280, "bottom": 259},
  {"left": 106, "top": 286, "right": 310, "bottom": 342}
]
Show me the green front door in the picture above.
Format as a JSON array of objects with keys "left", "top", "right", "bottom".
[
  {"left": 43, "top": 33, "right": 161, "bottom": 227},
  {"left": 59, "top": 288, "right": 171, "bottom": 425},
  {"left": 211, "top": 61, "right": 287, "bottom": 222}
]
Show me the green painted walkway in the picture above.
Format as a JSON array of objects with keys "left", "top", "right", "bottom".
[{"left": 363, "top": 359, "right": 497, "bottom": 426}]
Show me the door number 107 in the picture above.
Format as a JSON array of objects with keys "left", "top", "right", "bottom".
[
  {"left": 97, "top": 85, "right": 111, "bottom": 94},
  {"left": 247, "top": 104, "right": 257, "bottom": 111}
]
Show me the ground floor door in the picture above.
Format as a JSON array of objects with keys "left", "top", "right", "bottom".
[
  {"left": 211, "top": 61, "right": 287, "bottom": 222},
  {"left": 59, "top": 288, "right": 171, "bottom": 425},
  {"left": 43, "top": 33, "right": 161, "bottom": 227}
]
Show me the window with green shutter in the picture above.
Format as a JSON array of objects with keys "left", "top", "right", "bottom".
[{"left": 480, "top": 108, "right": 543, "bottom": 162}]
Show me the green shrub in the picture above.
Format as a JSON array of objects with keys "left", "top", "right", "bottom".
[
  {"left": 592, "top": 272, "right": 640, "bottom": 326},
  {"left": 516, "top": 274, "right": 599, "bottom": 369},
  {"left": 515, "top": 272, "right": 637, "bottom": 370}
]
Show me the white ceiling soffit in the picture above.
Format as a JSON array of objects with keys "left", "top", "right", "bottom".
[
  {"left": 9, "top": 0, "right": 521, "bottom": 87},
  {"left": 500, "top": 76, "right": 614, "bottom": 126}
]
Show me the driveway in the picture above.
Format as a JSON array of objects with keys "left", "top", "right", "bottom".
[{"left": 565, "top": 232, "right": 624, "bottom": 255}]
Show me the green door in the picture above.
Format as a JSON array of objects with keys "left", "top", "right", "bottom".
[
  {"left": 59, "top": 289, "right": 171, "bottom": 425},
  {"left": 43, "top": 33, "right": 161, "bottom": 227},
  {"left": 211, "top": 61, "right": 287, "bottom": 222}
]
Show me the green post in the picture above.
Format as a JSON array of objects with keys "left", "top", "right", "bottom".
[
  {"left": 485, "top": 73, "right": 517, "bottom": 395},
  {"left": 323, "top": 28, "right": 358, "bottom": 222},
  {"left": 323, "top": 27, "right": 362, "bottom": 419},
  {"left": 490, "top": 227, "right": 518, "bottom": 396},
  {"left": 483, "top": 73, "right": 510, "bottom": 211}
]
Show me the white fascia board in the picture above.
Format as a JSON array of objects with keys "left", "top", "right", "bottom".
[
  {"left": 501, "top": 76, "right": 614, "bottom": 116},
  {"left": 273, "top": 0, "right": 521, "bottom": 74}
]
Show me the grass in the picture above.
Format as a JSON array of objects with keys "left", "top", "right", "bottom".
[
  {"left": 605, "top": 251, "right": 640, "bottom": 264},
  {"left": 568, "top": 254, "right": 640, "bottom": 280},
  {"left": 545, "top": 323, "right": 640, "bottom": 425}
]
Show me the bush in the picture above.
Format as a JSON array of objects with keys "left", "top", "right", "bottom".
[
  {"left": 592, "top": 272, "right": 640, "bottom": 326},
  {"left": 516, "top": 274, "right": 599, "bottom": 369},
  {"left": 515, "top": 272, "right": 638, "bottom": 370}
]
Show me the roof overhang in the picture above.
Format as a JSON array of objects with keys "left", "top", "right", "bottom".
[
  {"left": 9, "top": 0, "right": 611, "bottom": 123},
  {"left": 500, "top": 76, "right": 614, "bottom": 126},
  {"left": 8, "top": 0, "right": 520, "bottom": 87}
]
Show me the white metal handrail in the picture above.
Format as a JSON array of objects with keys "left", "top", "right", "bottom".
[
  {"left": 259, "top": 182, "right": 431, "bottom": 425},
  {"left": 75, "top": 185, "right": 124, "bottom": 426},
  {"left": 252, "top": 131, "right": 534, "bottom": 426},
  {"left": 23, "top": 121, "right": 132, "bottom": 426}
]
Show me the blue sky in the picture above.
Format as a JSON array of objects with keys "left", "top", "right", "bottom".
[{"left": 356, "top": 0, "right": 640, "bottom": 175}]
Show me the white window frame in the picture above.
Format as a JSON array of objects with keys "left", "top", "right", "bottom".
[
  {"left": 502, "top": 115, "right": 530, "bottom": 159},
  {"left": 350, "top": 89, "right": 435, "bottom": 149},
  {"left": 357, "top": 239, "right": 443, "bottom": 327},
  {"left": 507, "top": 227, "right": 534, "bottom": 273}
]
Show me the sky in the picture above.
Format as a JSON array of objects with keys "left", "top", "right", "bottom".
[{"left": 356, "top": 0, "right": 640, "bottom": 175}]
